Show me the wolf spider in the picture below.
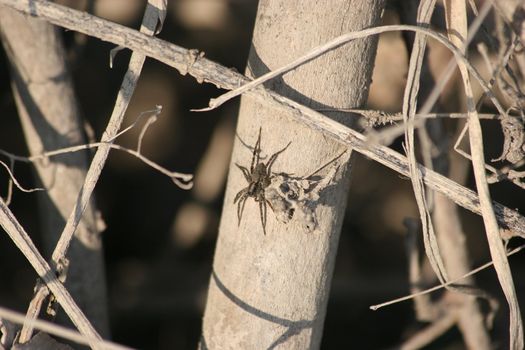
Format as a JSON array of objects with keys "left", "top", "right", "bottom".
[{"left": 234, "top": 127, "right": 290, "bottom": 235}]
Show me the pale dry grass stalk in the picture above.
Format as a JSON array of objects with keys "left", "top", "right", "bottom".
[
  {"left": 197, "top": 24, "right": 501, "bottom": 114},
  {"left": 371, "top": 244, "right": 525, "bottom": 310},
  {"left": 0, "top": 306, "right": 132, "bottom": 350},
  {"left": 401, "top": 0, "right": 449, "bottom": 287},
  {"left": 31, "top": 1, "right": 165, "bottom": 344},
  {"left": 444, "top": 1, "right": 523, "bottom": 348},
  {"left": 399, "top": 0, "right": 491, "bottom": 347}
]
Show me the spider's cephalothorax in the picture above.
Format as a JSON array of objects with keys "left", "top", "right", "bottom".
[{"left": 234, "top": 127, "right": 290, "bottom": 235}]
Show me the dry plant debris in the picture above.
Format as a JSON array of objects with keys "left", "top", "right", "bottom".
[
  {"left": 266, "top": 152, "right": 346, "bottom": 233},
  {"left": 1, "top": 0, "right": 525, "bottom": 348}
]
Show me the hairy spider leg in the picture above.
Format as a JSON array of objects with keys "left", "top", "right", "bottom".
[
  {"left": 265, "top": 198, "right": 274, "bottom": 211},
  {"left": 266, "top": 141, "right": 292, "bottom": 174},
  {"left": 259, "top": 199, "right": 267, "bottom": 235},
  {"left": 305, "top": 150, "right": 347, "bottom": 178},
  {"left": 251, "top": 127, "right": 263, "bottom": 173},
  {"left": 235, "top": 191, "right": 249, "bottom": 225},
  {"left": 233, "top": 187, "right": 248, "bottom": 204},
  {"left": 235, "top": 163, "right": 252, "bottom": 183}
]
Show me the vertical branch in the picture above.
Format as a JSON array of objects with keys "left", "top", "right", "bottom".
[{"left": 201, "top": 1, "right": 385, "bottom": 348}]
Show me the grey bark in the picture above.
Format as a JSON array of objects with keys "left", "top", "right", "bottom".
[
  {"left": 201, "top": 1, "right": 385, "bottom": 349},
  {"left": 0, "top": 8, "right": 109, "bottom": 337}
]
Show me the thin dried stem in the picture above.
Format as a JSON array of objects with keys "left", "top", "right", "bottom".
[
  {"left": 196, "top": 23, "right": 502, "bottom": 114},
  {"left": 0, "top": 159, "right": 44, "bottom": 194},
  {"left": 396, "top": 312, "right": 459, "bottom": 350},
  {"left": 401, "top": 0, "right": 448, "bottom": 287},
  {"left": 0, "top": 106, "right": 193, "bottom": 191},
  {"left": 370, "top": 244, "right": 525, "bottom": 310},
  {"left": 0, "top": 197, "right": 102, "bottom": 347},
  {"left": 2, "top": 1, "right": 169, "bottom": 342},
  {"left": 0, "top": 306, "right": 131, "bottom": 350},
  {"left": 49, "top": 2, "right": 162, "bottom": 276},
  {"left": 0, "top": 142, "right": 193, "bottom": 190},
  {"left": 444, "top": 1, "right": 523, "bottom": 347}
]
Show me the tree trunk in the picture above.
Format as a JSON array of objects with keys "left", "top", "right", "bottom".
[
  {"left": 201, "top": 1, "right": 385, "bottom": 348},
  {"left": 0, "top": 8, "right": 109, "bottom": 337}
]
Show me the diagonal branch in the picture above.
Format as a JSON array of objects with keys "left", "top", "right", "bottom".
[
  {"left": 0, "top": 306, "right": 131, "bottom": 350},
  {"left": 50, "top": 0, "right": 164, "bottom": 274},
  {"left": 0, "top": 198, "right": 102, "bottom": 348}
]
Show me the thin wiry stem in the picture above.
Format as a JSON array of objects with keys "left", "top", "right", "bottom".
[
  {"left": 370, "top": 244, "right": 525, "bottom": 311},
  {"left": 0, "top": 306, "right": 132, "bottom": 350}
]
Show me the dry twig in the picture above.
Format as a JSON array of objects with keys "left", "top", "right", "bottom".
[
  {"left": 444, "top": 1, "right": 523, "bottom": 347},
  {"left": 371, "top": 244, "right": 525, "bottom": 310},
  {"left": 0, "top": 107, "right": 193, "bottom": 191},
  {"left": 0, "top": 197, "right": 102, "bottom": 347},
  {"left": 0, "top": 306, "right": 131, "bottom": 350}
]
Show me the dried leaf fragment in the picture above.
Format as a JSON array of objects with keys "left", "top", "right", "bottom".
[
  {"left": 494, "top": 115, "right": 525, "bottom": 164},
  {"left": 265, "top": 154, "right": 343, "bottom": 233}
]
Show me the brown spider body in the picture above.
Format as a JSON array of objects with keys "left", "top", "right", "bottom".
[{"left": 234, "top": 128, "right": 290, "bottom": 235}]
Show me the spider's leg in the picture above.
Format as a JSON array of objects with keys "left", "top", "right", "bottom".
[
  {"left": 237, "top": 194, "right": 248, "bottom": 226},
  {"left": 234, "top": 187, "right": 248, "bottom": 204},
  {"left": 267, "top": 141, "right": 291, "bottom": 174},
  {"left": 251, "top": 127, "right": 262, "bottom": 173},
  {"left": 259, "top": 199, "right": 267, "bottom": 235},
  {"left": 265, "top": 198, "right": 274, "bottom": 212},
  {"left": 235, "top": 164, "right": 252, "bottom": 182}
]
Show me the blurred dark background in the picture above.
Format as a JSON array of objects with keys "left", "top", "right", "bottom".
[{"left": 0, "top": 1, "right": 524, "bottom": 349}]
